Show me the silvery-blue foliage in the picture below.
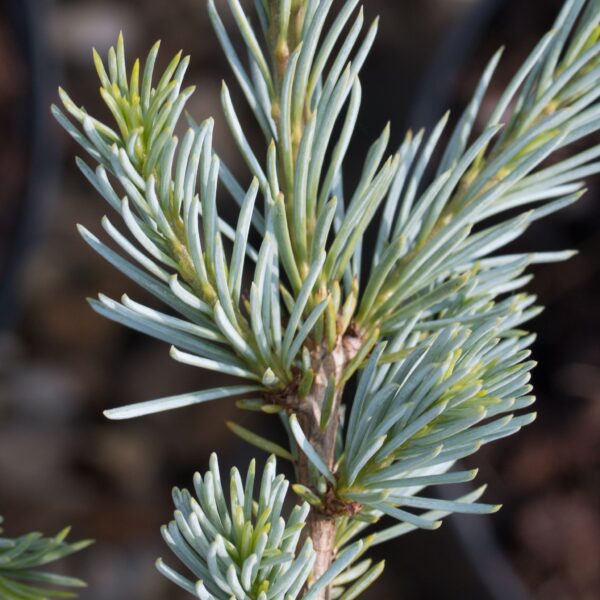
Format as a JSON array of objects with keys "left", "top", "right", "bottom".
[{"left": 53, "top": 0, "right": 600, "bottom": 596}]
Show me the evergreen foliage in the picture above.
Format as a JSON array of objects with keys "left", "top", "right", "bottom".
[
  {"left": 157, "top": 454, "right": 316, "bottom": 599},
  {"left": 53, "top": 0, "right": 600, "bottom": 596},
  {"left": 0, "top": 516, "right": 92, "bottom": 599}
]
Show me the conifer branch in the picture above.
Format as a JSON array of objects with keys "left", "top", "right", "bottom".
[{"left": 53, "top": 0, "right": 600, "bottom": 597}]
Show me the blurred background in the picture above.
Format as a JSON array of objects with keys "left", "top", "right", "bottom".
[{"left": 0, "top": 0, "right": 598, "bottom": 598}]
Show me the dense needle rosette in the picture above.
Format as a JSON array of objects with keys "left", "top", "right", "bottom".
[{"left": 157, "top": 454, "right": 315, "bottom": 599}]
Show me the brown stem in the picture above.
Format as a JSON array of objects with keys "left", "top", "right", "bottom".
[{"left": 290, "top": 334, "right": 362, "bottom": 600}]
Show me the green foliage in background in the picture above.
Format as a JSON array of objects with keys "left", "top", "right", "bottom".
[
  {"left": 53, "top": 0, "right": 600, "bottom": 597},
  {"left": 0, "top": 516, "right": 92, "bottom": 599}
]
